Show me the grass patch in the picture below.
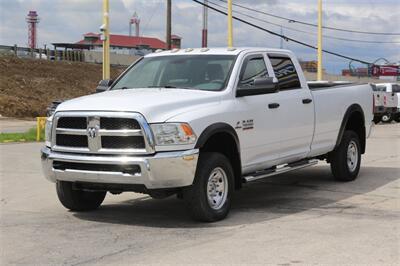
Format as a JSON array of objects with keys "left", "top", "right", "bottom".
[{"left": 0, "top": 127, "right": 45, "bottom": 143}]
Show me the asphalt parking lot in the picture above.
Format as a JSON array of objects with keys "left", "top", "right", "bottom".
[{"left": 1, "top": 123, "right": 399, "bottom": 265}]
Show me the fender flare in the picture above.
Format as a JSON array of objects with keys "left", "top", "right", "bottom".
[
  {"left": 195, "top": 123, "right": 242, "bottom": 188},
  {"left": 335, "top": 104, "right": 365, "bottom": 151},
  {"left": 195, "top": 123, "right": 240, "bottom": 153}
]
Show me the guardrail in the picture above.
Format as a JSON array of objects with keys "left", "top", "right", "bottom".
[{"left": 0, "top": 45, "right": 85, "bottom": 62}]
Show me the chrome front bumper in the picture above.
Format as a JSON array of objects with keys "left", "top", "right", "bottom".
[{"left": 41, "top": 147, "right": 199, "bottom": 189}]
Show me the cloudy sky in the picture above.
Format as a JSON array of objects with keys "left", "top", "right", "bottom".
[{"left": 0, "top": 0, "right": 399, "bottom": 73}]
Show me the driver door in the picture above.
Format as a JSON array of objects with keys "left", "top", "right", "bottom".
[{"left": 233, "top": 54, "right": 283, "bottom": 173}]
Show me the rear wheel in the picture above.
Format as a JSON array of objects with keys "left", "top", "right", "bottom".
[
  {"left": 183, "top": 152, "right": 234, "bottom": 222},
  {"left": 381, "top": 113, "right": 392, "bottom": 123},
  {"left": 56, "top": 181, "right": 106, "bottom": 211},
  {"left": 373, "top": 115, "right": 381, "bottom": 124},
  {"left": 330, "top": 131, "right": 361, "bottom": 182},
  {"left": 394, "top": 114, "right": 400, "bottom": 123}
]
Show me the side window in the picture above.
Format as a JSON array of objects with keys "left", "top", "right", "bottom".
[
  {"left": 269, "top": 56, "right": 301, "bottom": 90},
  {"left": 392, "top": 84, "right": 400, "bottom": 93},
  {"left": 238, "top": 56, "right": 268, "bottom": 89}
]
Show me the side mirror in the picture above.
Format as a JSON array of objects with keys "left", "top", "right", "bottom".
[
  {"left": 96, "top": 79, "right": 113, "bottom": 93},
  {"left": 236, "top": 77, "right": 278, "bottom": 97}
]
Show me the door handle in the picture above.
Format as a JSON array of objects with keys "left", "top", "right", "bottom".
[
  {"left": 302, "top": 98, "right": 313, "bottom": 104},
  {"left": 268, "top": 103, "right": 280, "bottom": 109}
]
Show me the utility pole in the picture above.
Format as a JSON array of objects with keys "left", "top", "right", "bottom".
[
  {"left": 202, "top": 0, "right": 208, "bottom": 47},
  {"left": 166, "top": 0, "right": 172, "bottom": 50},
  {"left": 317, "top": 0, "right": 323, "bottom": 81},
  {"left": 227, "top": 0, "right": 233, "bottom": 47},
  {"left": 102, "top": 0, "right": 110, "bottom": 80}
]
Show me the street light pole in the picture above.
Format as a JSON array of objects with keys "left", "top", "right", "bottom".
[
  {"left": 166, "top": 0, "right": 172, "bottom": 50},
  {"left": 202, "top": 0, "right": 208, "bottom": 47},
  {"left": 102, "top": 0, "right": 110, "bottom": 80},
  {"left": 317, "top": 0, "right": 323, "bottom": 81},
  {"left": 227, "top": 0, "right": 233, "bottom": 47}
]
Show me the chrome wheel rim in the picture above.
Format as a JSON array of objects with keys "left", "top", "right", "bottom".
[
  {"left": 382, "top": 115, "right": 390, "bottom": 122},
  {"left": 207, "top": 167, "right": 228, "bottom": 210},
  {"left": 347, "top": 140, "right": 358, "bottom": 172}
]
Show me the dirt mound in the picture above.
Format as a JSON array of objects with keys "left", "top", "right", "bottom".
[{"left": 0, "top": 55, "right": 124, "bottom": 118}]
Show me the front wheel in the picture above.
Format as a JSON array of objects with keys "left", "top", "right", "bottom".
[
  {"left": 329, "top": 130, "right": 361, "bottom": 182},
  {"left": 56, "top": 181, "right": 106, "bottom": 211},
  {"left": 183, "top": 152, "right": 234, "bottom": 222}
]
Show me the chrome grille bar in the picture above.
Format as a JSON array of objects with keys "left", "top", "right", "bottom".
[
  {"left": 98, "top": 129, "right": 143, "bottom": 136},
  {"left": 56, "top": 128, "right": 87, "bottom": 135}
]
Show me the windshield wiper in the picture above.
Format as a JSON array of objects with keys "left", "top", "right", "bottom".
[
  {"left": 148, "top": 85, "right": 196, "bottom": 90},
  {"left": 148, "top": 85, "right": 177, "bottom": 88}
]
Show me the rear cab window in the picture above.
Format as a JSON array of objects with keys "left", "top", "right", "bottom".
[{"left": 268, "top": 56, "right": 301, "bottom": 90}]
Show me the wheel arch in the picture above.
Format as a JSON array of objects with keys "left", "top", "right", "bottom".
[
  {"left": 195, "top": 123, "right": 242, "bottom": 189},
  {"left": 335, "top": 104, "right": 366, "bottom": 154}
]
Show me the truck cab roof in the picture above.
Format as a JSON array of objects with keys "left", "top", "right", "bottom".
[{"left": 146, "top": 47, "right": 294, "bottom": 57}]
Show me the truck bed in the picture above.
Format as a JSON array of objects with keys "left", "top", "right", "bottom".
[{"left": 307, "top": 81, "right": 356, "bottom": 90}]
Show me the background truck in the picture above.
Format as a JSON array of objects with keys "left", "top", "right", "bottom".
[
  {"left": 373, "top": 83, "right": 400, "bottom": 123},
  {"left": 41, "top": 48, "right": 373, "bottom": 222}
]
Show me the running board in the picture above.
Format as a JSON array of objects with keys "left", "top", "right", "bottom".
[{"left": 243, "top": 159, "right": 319, "bottom": 183}]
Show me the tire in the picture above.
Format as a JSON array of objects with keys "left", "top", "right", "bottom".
[
  {"left": 394, "top": 114, "right": 400, "bottom": 123},
  {"left": 183, "top": 152, "right": 234, "bottom": 222},
  {"left": 381, "top": 113, "right": 392, "bottom": 123},
  {"left": 56, "top": 181, "right": 106, "bottom": 211},
  {"left": 330, "top": 130, "right": 361, "bottom": 182},
  {"left": 373, "top": 115, "right": 381, "bottom": 124}
]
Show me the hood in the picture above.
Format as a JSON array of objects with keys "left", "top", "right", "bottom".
[{"left": 56, "top": 88, "right": 221, "bottom": 122}]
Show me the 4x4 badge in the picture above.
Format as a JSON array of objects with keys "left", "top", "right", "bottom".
[{"left": 235, "top": 119, "right": 254, "bottom": 130}]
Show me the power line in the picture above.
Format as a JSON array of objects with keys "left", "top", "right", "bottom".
[
  {"left": 207, "top": 0, "right": 400, "bottom": 44},
  {"left": 216, "top": 0, "right": 400, "bottom": 36},
  {"left": 192, "top": 0, "right": 371, "bottom": 65}
]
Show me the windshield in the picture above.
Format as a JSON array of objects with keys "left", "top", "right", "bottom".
[{"left": 112, "top": 55, "right": 236, "bottom": 91}]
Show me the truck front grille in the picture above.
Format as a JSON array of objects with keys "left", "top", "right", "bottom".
[
  {"left": 56, "top": 134, "right": 88, "bottom": 148},
  {"left": 101, "top": 136, "right": 145, "bottom": 149},
  {"left": 57, "top": 117, "right": 87, "bottom": 129},
  {"left": 52, "top": 112, "right": 153, "bottom": 154},
  {"left": 100, "top": 117, "right": 140, "bottom": 130}
]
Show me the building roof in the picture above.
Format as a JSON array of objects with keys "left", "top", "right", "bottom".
[
  {"left": 171, "top": 34, "right": 182, "bottom": 39},
  {"left": 76, "top": 33, "right": 173, "bottom": 49},
  {"left": 83, "top": 32, "right": 99, "bottom": 38}
]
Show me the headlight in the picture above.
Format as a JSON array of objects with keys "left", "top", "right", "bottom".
[
  {"left": 45, "top": 116, "right": 53, "bottom": 147},
  {"left": 150, "top": 123, "right": 196, "bottom": 145}
]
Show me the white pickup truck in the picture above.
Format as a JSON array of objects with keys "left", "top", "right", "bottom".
[
  {"left": 373, "top": 83, "right": 400, "bottom": 123},
  {"left": 41, "top": 48, "right": 373, "bottom": 222}
]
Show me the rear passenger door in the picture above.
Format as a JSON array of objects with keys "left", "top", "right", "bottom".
[{"left": 268, "top": 55, "right": 315, "bottom": 162}]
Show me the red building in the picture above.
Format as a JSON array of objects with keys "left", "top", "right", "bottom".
[
  {"left": 53, "top": 33, "right": 181, "bottom": 56},
  {"left": 77, "top": 33, "right": 181, "bottom": 52}
]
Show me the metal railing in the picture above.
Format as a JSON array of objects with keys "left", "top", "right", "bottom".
[{"left": 0, "top": 45, "right": 85, "bottom": 62}]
